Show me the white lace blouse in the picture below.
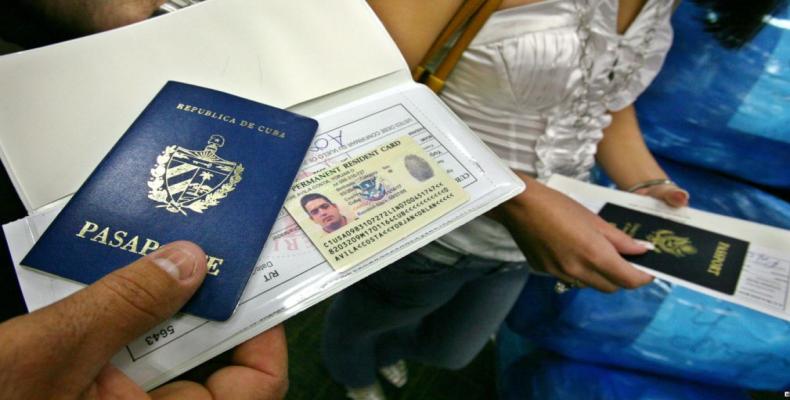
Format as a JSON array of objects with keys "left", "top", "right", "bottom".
[{"left": 431, "top": 0, "right": 675, "bottom": 262}]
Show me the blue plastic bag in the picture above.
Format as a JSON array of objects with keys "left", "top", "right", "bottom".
[
  {"left": 635, "top": 2, "right": 790, "bottom": 188},
  {"left": 515, "top": 159, "right": 790, "bottom": 390},
  {"left": 498, "top": 341, "right": 751, "bottom": 400},
  {"left": 506, "top": 276, "right": 790, "bottom": 390}
]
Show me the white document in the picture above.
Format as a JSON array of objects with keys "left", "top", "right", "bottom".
[
  {"left": 3, "top": 45, "right": 522, "bottom": 393},
  {"left": 547, "top": 174, "right": 790, "bottom": 322},
  {"left": 0, "top": 0, "right": 406, "bottom": 212},
  {"left": 1, "top": 0, "right": 523, "bottom": 388}
]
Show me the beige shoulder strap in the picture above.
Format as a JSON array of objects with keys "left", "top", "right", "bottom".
[{"left": 413, "top": 0, "right": 502, "bottom": 93}]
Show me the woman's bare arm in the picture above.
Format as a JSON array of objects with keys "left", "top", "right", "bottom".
[
  {"left": 597, "top": 105, "right": 689, "bottom": 207},
  {"left": 367, "top": 0, "right": 463, "bottom": 70}
]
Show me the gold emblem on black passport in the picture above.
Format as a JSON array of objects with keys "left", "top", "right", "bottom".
[
  {"left": 148, "top": 135, "right": 244, "bottom": 215},
  {"left": 646, "top": 229, "right": 698, "bottom": 258}
]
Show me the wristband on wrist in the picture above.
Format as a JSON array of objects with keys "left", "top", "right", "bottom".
[{"left": 625, "top": 178, "right": 675, "bottom": 193}]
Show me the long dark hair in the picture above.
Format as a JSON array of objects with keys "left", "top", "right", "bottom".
[{"left": 692, "top": 0, "right": 788, "bottom": 48}]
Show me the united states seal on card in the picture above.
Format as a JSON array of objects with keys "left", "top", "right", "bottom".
[
  {"left": 284, "top": 135, "right": 469, "bottom": 271},
  {"left": 148, "top": 134, "right": 244, "bottom": 215}
]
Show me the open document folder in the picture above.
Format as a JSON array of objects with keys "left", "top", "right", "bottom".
[
  {"left": 0, "top": 0, "right": 523, "bottom": 390},
  {"left": 548, "top": 175, "right": 790, "bottom": 322}
]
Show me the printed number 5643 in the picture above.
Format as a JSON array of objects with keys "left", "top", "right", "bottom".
[{"left": 145, "top": 325, "right": 175, "bottom": 346}]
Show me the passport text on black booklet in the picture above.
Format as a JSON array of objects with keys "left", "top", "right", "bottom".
[
  {"left": 22, "top": 81, "right": 318, "bottom": 321},
  {"left": 599, "top": 203, "right": 749, "bottom": 295}
]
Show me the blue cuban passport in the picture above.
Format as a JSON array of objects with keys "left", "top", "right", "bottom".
[{"left": 22, "top": 81, "right": 318, "bottom": 321}]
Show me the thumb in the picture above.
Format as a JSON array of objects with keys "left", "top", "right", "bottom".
[
  {"left": 29, "top": 241, "right": 207, "bottom": 384},
  {"left": 638, "top": 185, "right": 689, "bottom": 208},
  {"left": 661, "top": 187, "right": 689, "bottom": 208}
]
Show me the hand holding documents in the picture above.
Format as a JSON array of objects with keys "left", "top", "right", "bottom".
[
  {"left": 20, "top": 81, "right": 318, "bottom": 321},
  {"left": 599, "top": 203, "right": 748, "bottom": 295},
  {"left": 547, "top": 175, "right": 790, "bottom": 322},
  {"left": 0, "top": 241, "right": 288, "bottom": 400},
  {"left": 0, "top": 0, "right": 524, "bottom": 389}
]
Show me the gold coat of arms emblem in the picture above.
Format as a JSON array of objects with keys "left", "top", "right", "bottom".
[
  {"left": 646, "top": 229, "right": 698, "bottom": 258},
  {"left": 148, "top": 135, "right": 244, "bottom": 215}
]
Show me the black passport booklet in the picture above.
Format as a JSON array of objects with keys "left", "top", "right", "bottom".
[
  {"left": 599, "top": 203, "right": 749, "bottom": 295},
  {"left": 22, "top": 81, "right": 318, "bottom": 321}
]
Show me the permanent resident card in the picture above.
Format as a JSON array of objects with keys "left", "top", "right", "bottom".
[{"left": 284, "top": 135, "right": 469, "bottom": 271}]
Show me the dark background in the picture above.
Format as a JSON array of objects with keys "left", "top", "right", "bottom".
[
  {"left": 0, "top": 3, "right": 786, "bottom": 399},
  {"left": 0, "top": 2, "right": 76, "bottom": 324},
  {"left": 0, "top": 167, "right": 26, "bottom": 322}
]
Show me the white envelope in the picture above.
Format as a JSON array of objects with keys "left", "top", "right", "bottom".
[
  {"left": 0, "top": 0, "right": 526, "bottom": 390},
  {"left": 0, "top": 0, "right": 408, "bottom": 214}
]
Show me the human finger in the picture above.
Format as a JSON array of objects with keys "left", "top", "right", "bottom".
[
  {"left": 536, "top": 251, "right": 619, "bottom": 293},
  {"left": 569, "top": 267, "right": 620, "bottom": 292},
  {"left": 588, "top": 246, "right": 653, "bottom": 290},
  {"left": 560, "top": 223, "right": 651, "bottom": 290},
  {"left": 232, "top": 325, "right": 288, "bottom": 384},
  {"left": 205, "top": 325, "right": 289, "bottom": 400},
  {"left": 28, "top": 241, "right": 207, "bottom": 385},
  {"left": 636, "top": 184, "right": 689, "bottom": 208},
  {"left": 596, "top": 216, "right": 651, "bottom": 256},
  {"left": 659, "top": 186, "right": 689, "bottom": 208},
  {"left": 91, "top": 364, "right": 149, "bottom": 399},
  {"left": 555, "top": 255, "right": 622, "bottom": 293},
  {"left": 149, "top": 381, "right": 212, "bottom": 400}
]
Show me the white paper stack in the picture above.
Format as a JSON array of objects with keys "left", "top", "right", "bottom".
[{"left": 0, "top": 0, "right": 523, "bottom": 389}]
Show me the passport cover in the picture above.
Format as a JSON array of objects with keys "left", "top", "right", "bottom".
[
  {"left": 22, "top": 81, "right": 318, "bottom": 321},
  {"left": 599, "top": 203, "right": 749, "bottom": 295}
]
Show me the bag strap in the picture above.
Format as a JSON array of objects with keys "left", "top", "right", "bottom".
[{"left": 413, "top": 0, "right": 502, "bottom": 93}]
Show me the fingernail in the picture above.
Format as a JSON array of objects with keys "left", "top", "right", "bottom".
[
  {"left": 634, "top": 239, "right": 655, "bottom": 251},
  {"left": 673, "top": 189, "right": 689, "bottom": 203},
  {"left": 151, "top": 245, "right": 197, "bottom": 281}
]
